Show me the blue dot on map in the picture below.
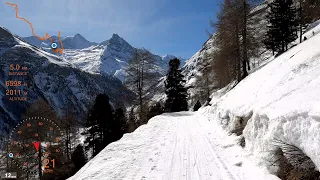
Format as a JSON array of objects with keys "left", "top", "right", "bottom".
[{"left": 51, "top": 43, "right": 57, "bottom": 49}]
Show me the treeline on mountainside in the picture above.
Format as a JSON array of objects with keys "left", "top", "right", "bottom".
[
  {"left": 124, "top": 49, "right": 161, "bottom": 126},
  {"left": 192, "top": 0, "right": 261, "bottom": 105},
  {"left": 264, "top": 0, "right": 298, "bottom": 54},
  {"left": 83, "top": 94, "right": 127, "bottom": 157},
  {"left": 192, "top": 0, "right": 320, "bottom": 106},
  {"left": 211, "top": 0, "right": 260, "bottom": 86},
  {"left": 264, "top": 0, "right": 320, "bottom": 55},
  {"left": 296, "top": 0, "right": 320, "bottom": 43}
]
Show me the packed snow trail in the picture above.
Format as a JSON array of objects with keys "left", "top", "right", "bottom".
[{"left": 69, "top": 112, "right": 277, "bottom": 180}]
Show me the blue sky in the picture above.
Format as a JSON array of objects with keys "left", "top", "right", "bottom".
[{"left": 0, "top": 0, "right": 222, "bottom": 59}]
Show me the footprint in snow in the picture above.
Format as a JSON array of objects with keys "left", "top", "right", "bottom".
[{"left": 235, "top": 162, "right": 243, "bottom": 167}]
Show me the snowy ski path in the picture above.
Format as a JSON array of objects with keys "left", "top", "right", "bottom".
[{"left": 69, "top": 112, "right": 276, "bottom": 180}]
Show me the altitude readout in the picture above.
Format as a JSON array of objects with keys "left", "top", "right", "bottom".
[
  {"left": 6, "top": 64, "right": 29, "bottom": 101},
  {"left": 6, "top": 89, "right": 23, "bottom": 96}
]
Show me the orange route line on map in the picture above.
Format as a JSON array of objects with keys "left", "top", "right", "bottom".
[{"left": 6, "top": 2, "right": 64, "bottom": 54}]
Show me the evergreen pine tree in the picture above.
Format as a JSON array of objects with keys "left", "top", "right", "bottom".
[
  {"left": 164, "top": 58, "right": 188, "bottom": 112},
  {"left": 112, "top": 108, "right": 127, "bottom": 140},
  {"left": 127, "top": 107, "right": 137, "bottom": 133},
  {"left": 302, "top": 0, "right": 320, "bottom": 24},
  {"left": 71, "top": 145, "right": 87, "bottom": 174},
  {"left": 284, "top": 0, "right": 299, "bottom": 47},
  {"left": 264, "top": 0, "right": 298, "bottom": 54},
  {"left": 84, "top": 93, "right": 114, "bottom": 157},
  {"left": 193, "top": 100, "right": 201, "bottom": 111}
]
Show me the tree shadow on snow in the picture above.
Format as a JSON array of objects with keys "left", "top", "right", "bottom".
[{"left": 160, "top": 112, "right": 194, "bottom": 117}]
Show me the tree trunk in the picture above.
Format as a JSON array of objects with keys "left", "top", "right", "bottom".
[
  {"left": 139, "top": 87, "right": 143, "bottom": 121},
  {"left": 140, "top": 59, "right": 144, "bottom": 123},
  {"left": 299, "top": 1, "right": 303, "bottom": 43},
  {"left": 236, "top": 24, "right": 242, "bottom": 82},
  {"left": 242, "top": 0, "right": 249, "bottom": 79},
  {"left": 92, "top": 134, "right": 95, "bottom": 156},
  {"left": 66, "top": 125, "right": 70, "bottom": 161},
  {"left": 205, "top": 72, "right": 210, "bottom": 101},
  {"left": 38, "top": 136, "right": 42, "bottom": 179}
]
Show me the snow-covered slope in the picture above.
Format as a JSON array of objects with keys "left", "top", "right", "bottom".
[
  {"left": 61, "top": 34, "right": 183, "bottom": 81},
  {"left": 69, "top": 112, "right": 278, "bottom": 180},
  {"left": 0, "top": 26, "right": 134, "bottom": 132},
  {"left": 207, "top": 23, "right": 320, "bottom": 171}
]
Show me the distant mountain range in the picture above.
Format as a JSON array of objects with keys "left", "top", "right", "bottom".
[
  {"left": 24, "top": 33, "right": 186, "bottom": 81},
  {"left": 0, "top": 26, "right": 187, "bottom": 137},
  {"left": 0, "top": 26, "right": 134, "bottom": 135},
  {"left": 24, "top": 33, "right": 98, "bottom": 49}
]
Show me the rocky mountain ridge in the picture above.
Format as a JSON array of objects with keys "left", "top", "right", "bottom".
[
  {"left": 0, "top": 26, "right": 134, "bottom": 136},
  {"left": 25, "top": 33, "right": 185, "bottom": 81}
]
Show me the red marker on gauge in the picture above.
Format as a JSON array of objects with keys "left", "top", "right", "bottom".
[{"left": 33, "top": 141, "right": 40, "bottom": 151}]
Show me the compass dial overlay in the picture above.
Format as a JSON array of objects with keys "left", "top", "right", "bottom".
[{"left": 8, "top": 117, "right": 63, "bottom": 175}]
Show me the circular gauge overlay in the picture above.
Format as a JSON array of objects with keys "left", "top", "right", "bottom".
[{"left": 8, "top": 117, "right": 63, "bottom": 175}]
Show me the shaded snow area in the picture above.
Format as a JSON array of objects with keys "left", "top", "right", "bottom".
[
  {"left": 69, "top": 112, "right": 278, "bottom": 180},
  {"left": 207, "top": 23, "right": 320, "bottom": 172}
]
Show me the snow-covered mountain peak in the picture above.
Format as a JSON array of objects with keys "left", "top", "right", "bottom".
[
  {"left": 111, "top": 33, "right": 121, "bottom": 41},
  {"left": 74, "top": 33, "right": 85, "bottom": 38},
  {"left": 62, "top": 33, "right": 97, "bottom": 49},
  {"left": 65, "top": 33, "right": 89, "bottom": 44},
  {"left": 105, "top": 33, "right": 133, "bottom": 51},
  {"left": 162, "top": 54, "right": 176, "bottom": 61},
  {"left": 24, "top": 32, "right": 183, "bottom": 82}
]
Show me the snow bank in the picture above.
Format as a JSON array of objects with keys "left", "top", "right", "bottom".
[
  {"left": 69, "top": 111, "right": 279, "bottom": 180},
  {"left": 210, "top": 23, "right": 320, "bottom": 171}
]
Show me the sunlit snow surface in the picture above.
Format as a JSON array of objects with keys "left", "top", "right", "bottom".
[
  {"left": 69, "top": 112, "right": 278, "bottom": 180},
  {"left": 69, "top": 22, "right": 320, "bottom": 180},
  {"left": 208, "top": 23, "right": 320, "bottom": 172}
]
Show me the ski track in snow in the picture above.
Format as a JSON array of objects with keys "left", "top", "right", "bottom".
[{"left": 69, "top": 112, "right": 275, "bottom": 180}]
